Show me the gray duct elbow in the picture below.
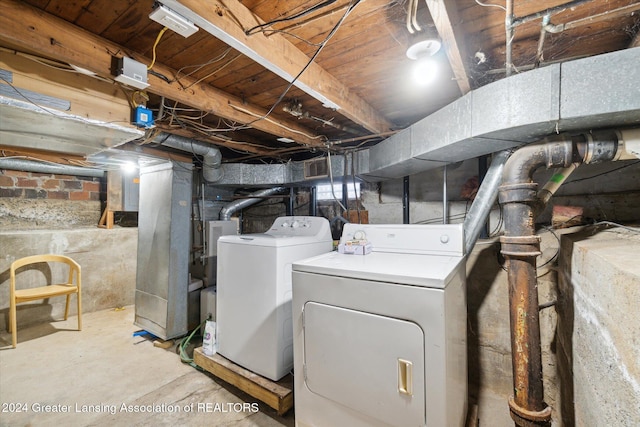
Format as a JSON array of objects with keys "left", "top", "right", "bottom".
[
  {"left": 154, "top": 133, "right": 223, "bottom": 183},
  {"left": 202, "top": 149, "right": 223, "bottom": 183}
]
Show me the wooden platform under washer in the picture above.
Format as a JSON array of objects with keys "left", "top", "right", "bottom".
[{"left": 193, "top": 347, "right": 293, "bottom": 416}]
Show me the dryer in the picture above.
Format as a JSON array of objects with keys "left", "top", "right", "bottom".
[
  {"left": 292, "top": 223, "right": 467, "bottom": 427},
  {"left": 216, "top": 216, "right": 332, "bottom": 381}
]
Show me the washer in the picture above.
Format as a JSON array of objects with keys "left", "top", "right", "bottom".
[
  {"left": 216, "top": 216, "right": 332, "bottom": 381},
  {"left": 292, "top": 224, "right": 467, "bottom": 427}
]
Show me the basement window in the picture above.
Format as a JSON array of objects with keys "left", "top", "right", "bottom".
[{"left": 316, "top": 183, "right": 360, "bottom": 201}]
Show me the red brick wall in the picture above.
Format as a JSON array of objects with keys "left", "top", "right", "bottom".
[{"left": 0, "top": 170, "right": 104, "bottom": 200}]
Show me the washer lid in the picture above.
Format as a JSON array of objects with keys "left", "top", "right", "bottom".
[{"left": 293, "top": 250, "right": 464, "bottom": 288}]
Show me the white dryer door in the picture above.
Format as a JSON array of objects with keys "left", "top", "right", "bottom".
[{"left": 303, "top": 302, "right": 426, "bottom": 426}]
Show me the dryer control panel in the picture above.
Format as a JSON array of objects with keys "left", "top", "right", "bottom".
[
  {"left": 266, "top": 216, "right": 332, "bottom": 239},
  {"left": 340, "top": 223, "right": 465, "bottom": 256}
]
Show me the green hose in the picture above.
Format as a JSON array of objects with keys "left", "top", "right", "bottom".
[{"left": 178, "top": 318, "right": 208, "bottom": 370}]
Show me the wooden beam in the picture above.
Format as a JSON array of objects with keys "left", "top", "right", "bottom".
[
  {"left": 159, "top": 0, "right": 393, "bottom": 134},
  {"left": 153, "top": 124, "right": 276, "bottom": 156},
  {"left": 0, "top": 0, "right": 323, "bottom": 148},
  {"left": 0, "top": 146, "right": 87, "bottom": 165},
  {"left": 424, "top": 0, "right": 471, "bottom": 94}
]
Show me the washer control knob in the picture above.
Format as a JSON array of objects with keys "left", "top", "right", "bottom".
[
  {"left": 440, "top": 234, "right": 450, "bottom": 244},
  {"left": 291, "top": 220, "right": 300, "bottom": 228},
  {"left": 282, "top": 221, "right": 289, "bottom": 228}
]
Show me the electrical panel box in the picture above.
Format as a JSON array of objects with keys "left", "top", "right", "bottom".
[
  {"left": 107, "top": 170, "right": 140, "bottom": 212},
  {"left": 206, "top": 220, "right": 238, "bottom": 257},
  {"left": 114, "top": 56, "right": 149, "bottom": 90}
]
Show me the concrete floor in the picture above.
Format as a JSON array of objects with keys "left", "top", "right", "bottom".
[
  {"left": 0, "top": 306, "right": 513, "bottom": 427},
  {"left": 0, "top": 306, "right": 294, "bottom": 427}
]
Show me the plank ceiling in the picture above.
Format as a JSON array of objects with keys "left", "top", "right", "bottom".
[{"left": 2, "top": 0, "right": 639, "bottom": 163}]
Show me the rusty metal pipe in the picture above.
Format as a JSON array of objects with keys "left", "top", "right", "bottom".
[
  {"left": 500, "top": 139, "right": 575, "bottom": 425},
  {"left": 499, "top": 129, "right": 629, "bottom": 426}
]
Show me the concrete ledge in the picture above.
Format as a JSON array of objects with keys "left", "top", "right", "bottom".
[{"left": 557, "top": 227, "right": 640, "bottom": 426}]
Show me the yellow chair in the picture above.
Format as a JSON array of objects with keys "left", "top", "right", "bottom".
[{"left": 9, "top": 254, "right": 82, "bottom": 348}]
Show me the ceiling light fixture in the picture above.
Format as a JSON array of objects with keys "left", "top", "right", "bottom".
[
  {"left": 406, "top": 38, "right": 441, "bottom": 86},
  {"left": 120, "top": 161, "right": 139, "bottom": 174},
  {"left": 277, "top": 137, "right": 295, "bottom": 143},
  {"left": 149, "top": 4, "right": 199, "bottom": 38}
]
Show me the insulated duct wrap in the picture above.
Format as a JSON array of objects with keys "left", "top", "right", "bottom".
[{"left": 0, "top": 158, "right": 105, "bottom": 177}]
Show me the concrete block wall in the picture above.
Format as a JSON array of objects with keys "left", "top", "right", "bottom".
[{"left": 557, "top": 228, "right": 640, "bottom": 426}]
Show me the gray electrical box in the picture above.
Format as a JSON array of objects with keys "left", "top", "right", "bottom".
[{"left": 114, "top": 56, "right": 149, "bottom": 90}]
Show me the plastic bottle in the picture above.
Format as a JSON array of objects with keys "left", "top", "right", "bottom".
[{"left": 203, "top": 320, "right": 217, "bottom": 356}]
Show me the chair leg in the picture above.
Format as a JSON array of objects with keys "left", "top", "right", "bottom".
[
  {"left": 64, "top": 294, "right": 71, "bottom": 320},
  {"left": 10, "top": 299, "right": 17, "bottom": 349},
  {"left": 77, "top": 291, "right": 82, "bottom": 331}
]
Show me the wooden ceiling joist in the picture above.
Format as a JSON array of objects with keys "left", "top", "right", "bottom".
[
  {"left": 424, "top": 0, "right": 471, "bottom": 95},
  {"left": 153, "top": 124, "right": 276, "bottom": 157},
  {"left": 0, "top": 0, "right": 324, "bottom": 148},
  {"left": 159, "top": 0, "right": 394, "bottom": 134}
]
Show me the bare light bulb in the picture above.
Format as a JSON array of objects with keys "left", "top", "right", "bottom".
[
  {"left": 121, "top": 161, "right": 138, "bottom": 174},
  {"left": 413, "top": 57, "right": 438, "bottom": 86}
]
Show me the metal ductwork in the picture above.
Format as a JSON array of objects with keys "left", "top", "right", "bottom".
[
  {"left": 210, "top": 47, "right": 639, "bottom": 186},
  {"left": 498, "top": 128, "right": 639, "bottom": 427},
  {"left": 219, "top": 187, "right": 286, "bottom": 221},
  {"left": 463, "top": 150, "right": 512, "bottom": 253},
  {"left": 0, "top": 158, "right": 105, "bottom": 177},
  {"left": 153, "top": 133, "right": 222, "bottom": 183}
]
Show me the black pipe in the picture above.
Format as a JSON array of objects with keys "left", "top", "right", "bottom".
[
  {"left": 342, "top": 182, "right": 348, "bottom": 214},
  {"left": 309, "top": 186, "right": 317, "bottom": 216},
  {"left": 478, "top": 156, "right": 490, "bottom": 239},
  {"left": 287, "top": 187, "right": 295, "bottom": 216},
  {"left": 403, "top": 176, "right": 410, "bottom": 224}
]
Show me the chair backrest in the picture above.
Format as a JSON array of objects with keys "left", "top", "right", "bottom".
[{"left": 10, "top": 254, "right": 81, "bottom": 290}]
